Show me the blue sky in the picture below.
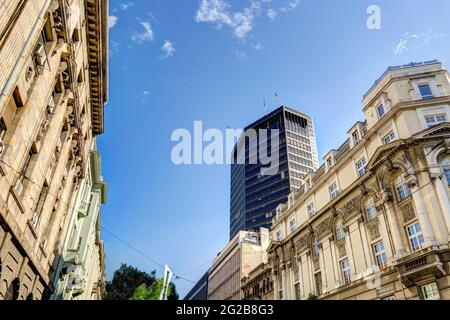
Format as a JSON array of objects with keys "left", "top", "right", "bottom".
[{"left": 99, "top": 0, "right": 450, "bottom": 297}]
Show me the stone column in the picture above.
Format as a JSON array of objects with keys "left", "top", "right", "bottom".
[
  {"left": 280, "top": 263, "right": 287, "bottom": 300},
  {"left": 380, "top": 192, "right": 407, "bottom": 258},
  {"left": 433, "top": 174, "right": 450, "bottom": 241},
  {"left": 410, "top": 180, "right": 437, "bottom": 248},
  {"left": 272, "top": 268, "right": 278, "bottom": 300}
]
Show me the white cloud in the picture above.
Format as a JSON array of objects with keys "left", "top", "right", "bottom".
[
  {"left": 195, "top": 0, "right": 263, "bottom": 40},
  {"left": 195, "top": 0, "right": 301, "bottom": 41},
  {"left": 143, "top": 90, "right": 151, "bottom": 96},
  {"left": 161, "top": 40, "right": 176, "bottom": 59},
  {"left": 267, "top": 8, "right": 278, "bottom": 21},
  {"left": 119, "top": 2, "right": 135, "bottom": 11},
  {"left": 252, "top": 42, "right": 263, "bottom": 50},
  {"left": 394, "top": 31, "right": 446, "bottom": 55},
  {"left": 132, "top": 21, "right": 155, "bottom": 43},
  {"left": 235, "top": 50, "right": 248, "bottom": 60},
  {"left": 108, "top": 15, "right": 118, "bottom": 29}
]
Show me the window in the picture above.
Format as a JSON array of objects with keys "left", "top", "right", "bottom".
[
  {"left": 418, "top": 84, "right": 433, "bottom": 100},
  {"left": 289, "top": 218, "right": 297, "bottom": 233},
  {"left": 314, "top": 273, "right": 322, "bottom": 296},
  {"left": 340, "top": 259, "right": 351, "bottom": 284},
  {"left": 312, "top": 237, "right": 320, "bottom": 256},
  {"left": 366, "top": 197, "right": 377, "bottom": 221},
  {"left": 294, "top": 283, "right": 301, "bottom": 300},
  {"left": 275, "top": 230, "right": 282, "bottom": 241},
  {"left": 307, "top": 202, "right": 316, "bottom": 218},
  {"left": 352, "top": 131, "right": 360, "bottom": 145},
  {"left": 383, "top": 131, "right": 396, "bottom": 144},
  {"left": 356, "top": 158, "right": 367, "bottom": 177},
  {"left": 406, "top": 222, "right": 424, "bottom": 252},
  {"left": 373, "top": 242, "right": 388, "bottom": 270},
  {"left": 0, "top": 118, "right": 7, "bottom": 142},
  {"left": 395, "top": 174, "right": 411, "bottom": 202},
  {"left": 377, "top": 104, "right": 385, "bottom": 118},
  {"left": 425, "top": 114, "right": 447, "bottom": 128},
  {"left": 420, "top": 283, "right": 441, "bottom": 300},
  {"left": 336, "top": 220, "right": 345, "bottom": 241},
  {"left": 327, "top": 158, "right": 333, "bottom": 169},
  {"left": 329, "top": 182, "right": 339, "bottom": 199},
  {"left": 438, "top": 154, "right": 450, "bottom": 184}
]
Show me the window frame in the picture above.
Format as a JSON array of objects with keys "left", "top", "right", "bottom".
[
  {"left": 382, "top": 131, "right": 396, "bottom": 145},
  {"left": 406, "top": 222, "right": 424, "bottom": 252},
  {"left": 366, "top": 197, "right": 378, "bottom": 221},
  {"left": 418, "top": 84, "right": 434, "bottom": 100},
  {"left": 329, "top": 182, "right": 339, "bottom": 199},
  {"left": 356, "top": 157, "right": 367, "bottom": 177},
  {"left": 340, "top": 258, "right": 351, "bottom": 285},
  {"left": 425, "top": 114, "right": 447, "bottom": 128},
  {"left": 377, "top": 104, "right": 386, "bottom": 119},
  {"left": 373, "top": 241, "right": 388, "bottom": 271}
]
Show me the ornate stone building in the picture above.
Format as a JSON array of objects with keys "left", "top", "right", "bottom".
[
  {"left": 0, "top": 0, "right": 108, "bottom": 299},
  {"left": 268, "top": 61, "right": 450, "bottom": 300},
  {"left": 241, "top": 262, "right": 274, "bottom": 300},
  {"left": 50, "top": 140, "right": 107, "bottom": 300},
  {"left": 208, "top": 228, "right": 270, "bottom": 300}
]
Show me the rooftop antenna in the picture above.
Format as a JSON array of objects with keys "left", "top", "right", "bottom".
[{"left": 263, "top": 98, "right": 267, "bottom": 115}]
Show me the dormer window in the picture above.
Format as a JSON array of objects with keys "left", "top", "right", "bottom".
[
  {"left": 327, "top": 158, "right": 333, "bottom": 168},
  {"left": 419, "top": 84, "right": 433, "bottom": 100},
  {"left": 352, "top": 130, "right": 360, "bottom": 145},
  {"left": 377, "top": 104, "right": 386, "bottom": 119}
]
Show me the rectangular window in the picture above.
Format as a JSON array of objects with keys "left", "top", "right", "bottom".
[
  {"left": 419, "top": 84, "right": 433, "bottom": 100},
  {"left": 373, "top": 242, "right": 388, "bottom": 270},
  {"left": 356, "top": 158, "right": 367, "bottom": 177},
  {"left": 294, "top": 283, "right": 301, "bottom": 300},
  {"left": 275, "top": 230, "right": 282, "bottom": 241},
  {"left": 406, "top": 222, "right": 424, "bottom": 252},
  {"left": 314, "top": 273, "right": 322, "bottom": 296},
  {"left": 289, "top": 218, "right": 297, "bottom": 233},
  {"left": 340, "top": 259, "right": 351, "bottom": 284},
  {"left": 377, "top": 104, "right": 385, "bottom": 118},
  {"left": 366, "top": 198, "right": 377, "bottom": 221},
  {"left": 0, "top": 117, "right": 7, "bottom": 141},
  {"left": 425, "top": 114, "right": 447, "bottom": 128},
  {"left": 383, "top": 131, "right": 396, "bottom": 144},
  {"left": 329, "top": 183, "right": 339, "bottom": 199},
  {"left": 307, "top": 202, "right": 315, "bottom": 218},
  {"left": 421, "top": 282, "right": 441, "bottom": 300},
  {"left": 352, "top": 131, "right": 360, "bottom": 145}
]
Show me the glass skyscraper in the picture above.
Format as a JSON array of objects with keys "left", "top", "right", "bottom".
[{"left": 230, "top": 106, "right": 319, "bottom": 239}]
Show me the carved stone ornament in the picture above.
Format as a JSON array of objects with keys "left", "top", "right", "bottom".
[
  {"left": 368, "top": 223, "right": 381, "bottom": 241},
  {"left": 400, "top": 202, "right": 416, "bottom": 224},
  {"left": 340, "top": 198, "right": 360, "bottom": 219},
  {"left": 337, "top": 242, "right": 346, "bottom": 258},
  {"left": 314, "top": 217, "right": 333, "bottom": 237},
  {"left": 295, "top": 234, "right": 309, "bottom": 251}
]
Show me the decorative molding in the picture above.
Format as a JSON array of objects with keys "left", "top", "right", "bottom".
[
  {"left": 368, "top": 223, "right": 381, "bottom": 241},
  {"left": 400, "top": 202, "right": 416, "bottom": 224}
]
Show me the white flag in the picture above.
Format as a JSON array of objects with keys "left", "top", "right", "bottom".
[{"left": 159, "top": 264, "right": 173, "bottom": 300}]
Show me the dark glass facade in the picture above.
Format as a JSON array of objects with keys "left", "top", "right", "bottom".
[
  {"left": 184, "top": 271, "right": 209, "bottom": 300},
  {"left": 230, "top": 106, "right": 318, "bottom": 239}
]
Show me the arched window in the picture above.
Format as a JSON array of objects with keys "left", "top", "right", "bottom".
[
  {"left": 395, "top": 174, "right": 411, "bottom": 202},
  {"left": 336, "top": 220, "right": 345, "bottom": 241},
  {"left": 312, "top": 237, "right": 320, "bottom": 256},
  {"left": 438, "top": 154, "right": 450, "bottom": 184},
  {"left": 366, "top": 197, "right": 377, "bottom": 221}
]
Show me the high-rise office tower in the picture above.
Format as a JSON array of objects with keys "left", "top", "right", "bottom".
[{"left": 230, "top": 106, "right": 319, "bottom": 239}]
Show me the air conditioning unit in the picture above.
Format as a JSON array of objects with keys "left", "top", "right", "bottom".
[
  {"left": 31, "top": 212, "right": 39, "bottom": 230},
  {"left": 34, "top": 43, "right": 46, "bottom": 67}
]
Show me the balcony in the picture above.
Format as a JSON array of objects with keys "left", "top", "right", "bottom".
[{"left": 396, "top": 249, "right": 448, "bottom": 288}]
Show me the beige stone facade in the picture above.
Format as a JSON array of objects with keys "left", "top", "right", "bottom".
[
  {"left": 267, "top": 61, "right": 450, "bottom": 300},
  {"left": 241, "top": 262, "right": 274, "bottom": 300},
  {"left": 0, "top": 0, "right": 107, "bottom": 300},
  {"left": 208, "top": 228, "right": 270, "bottom": 300}
]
